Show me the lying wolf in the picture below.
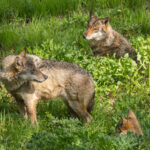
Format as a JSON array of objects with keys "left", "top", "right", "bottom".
[
  {"left": 83, "top": 13, "right": 137, "bottom": 62},
  {"left": 0, "top": 49, "right": 95, "bottom": 124},
  {"left": 116, "top": 110, "right": 143, "bottom": 136}
]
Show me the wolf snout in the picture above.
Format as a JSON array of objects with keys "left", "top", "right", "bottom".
[
  {"left": 34, "top": 73, "right": 48, "bottom": 83},
  {"left": 44, "top": 74, "right": 48, "bottom": 80},
  {"left": 83, "top": 34, "right": 86, "bottom": 39}
]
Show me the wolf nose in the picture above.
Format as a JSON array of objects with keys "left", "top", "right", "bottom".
[
  {"left": 83, "top": 34, "right": 86, "bottom": 39},
  {"left": 44, "top": 74, "right": 48, "bottom": 80}
]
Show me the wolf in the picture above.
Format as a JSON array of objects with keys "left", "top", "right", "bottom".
[
  {"left": 116, "top": 110, "right": 143, "bottom": 136},
  {"left": 0, "top": 49, "right": 95, "bottom": 124},
  {"left": 83, "top": 13, "right": 137, "bottom": 62}
]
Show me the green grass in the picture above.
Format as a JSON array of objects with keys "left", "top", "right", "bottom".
[
  {"left": 0, "top": 0, "right": 150, "bottom": 149},
  {"left": 0, "top": 0, "right": 81, "bottom": 22}
]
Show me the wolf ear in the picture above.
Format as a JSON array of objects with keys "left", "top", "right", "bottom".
[
  {"left": 122, "top": 118, "right": 127, "bottom": 124},
  {"left": 15, "top": 57, "right": 23, "bottom": 70},
  {"left": 19, "top": 48, "right": 27, "bottom": 58},
  {"left": 128, "top": 110, "right": 136, "bottom": 119},
  {"left": 90, "top": 12, "right": 97, "bottom": 20},
  {"left": 103, "top": 17, "right": 109, "bottom": 25},
  {"left": 88, "top": 12, "right": 97, "bottom": 26}
]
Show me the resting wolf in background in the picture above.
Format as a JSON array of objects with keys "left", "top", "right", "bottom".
[
  {"left": 116, "top": 110, "right": 143, "bottom": 136},
  {"left": 83, "top": 13, "right": 137, "bottom": 62},
  {"left": 0, "top": 49, "right": 95, "bottom": 124}
]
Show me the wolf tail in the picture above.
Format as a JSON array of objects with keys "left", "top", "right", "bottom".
[{"left": 87, "top": 90, "right": 95, "bottom": 113}]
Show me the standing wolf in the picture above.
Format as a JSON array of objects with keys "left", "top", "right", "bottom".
[
  {"left": 0, "top": 49, "right": 95, "bottom": 124},
  {"left": 83, "top": 13, "right": 137, "bottom": 61}
]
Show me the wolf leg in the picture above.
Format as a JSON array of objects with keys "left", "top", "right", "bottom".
[
  {"left": 68, "top": 101, "right": 92, "bottom": 123},
  {"left": 63, "top": 100, "right": 78, "bottom": 118},
  {"left": 50, "top": 87, "right": 78, "bottom": 117},
  {"left": 16, "top": 100, "right": 28, "bottom": 120},
  {"left": 25, "top": 99, "right": 38, "bottom": 124}
]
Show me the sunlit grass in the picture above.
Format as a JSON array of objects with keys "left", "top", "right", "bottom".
[{"left": 0, "top": 0, "right": 150, "bottom": 149}]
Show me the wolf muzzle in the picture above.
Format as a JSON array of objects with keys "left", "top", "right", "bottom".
[{"left": 83, "top": 34, "right": 86, "bottom": 39}]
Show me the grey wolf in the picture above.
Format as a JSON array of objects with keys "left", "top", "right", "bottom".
[
  {"left": 0, "top": 49, "right": 95, "bottom": 124},
  {"left": 83, "top": 13, "right": 137, "bottom": 61},
  {"left": 116, "top": 110, "right": 143, "bottom": 136}
]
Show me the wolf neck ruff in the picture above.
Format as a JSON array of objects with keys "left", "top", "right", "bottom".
[{"left": 0, "top": 70, "right": 26, "bottom": 92}]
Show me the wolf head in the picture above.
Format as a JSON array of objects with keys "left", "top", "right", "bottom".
[
  {"left": 83, "top": 13, "right": 111, "bottom": 41},
  {"left": 15, "top": 49, "right": 48, "bottom": 82},
  {"left": 1, "top": 49, "right": 48, "bottom": 83},
  {"left": 116, "top": 110, "right": 143, "bottom": 136}
]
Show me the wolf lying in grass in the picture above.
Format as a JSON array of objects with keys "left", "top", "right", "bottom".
[
  {"left": 0, "top": 49, "right": 95, "bottom": 124},
  {"left": 83, "top": 13, "right": 137, "bottom": 62},
  {"left": 116, "top": 110, "right": 143, "bottom": 136}
]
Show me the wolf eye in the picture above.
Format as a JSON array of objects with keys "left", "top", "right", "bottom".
[
  {"left": 93, "top": 28, "right": 97, "bottom": 30},
  {"left": 93, "top": 28, "right": 99, "bottom": 32},
  {"left": 102, "top": 28, "right": 106, "bottom": 33},
  {"left": 31, "top": 70, "right": 35, "bottom": 74}
]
